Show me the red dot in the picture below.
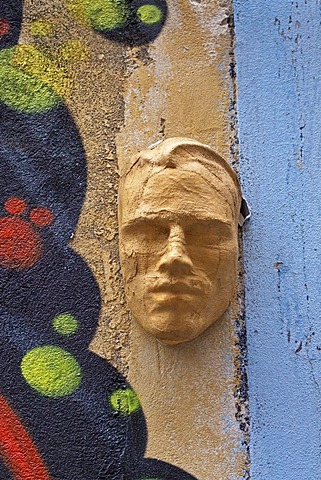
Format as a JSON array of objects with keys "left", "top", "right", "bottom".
[
  {"left": 0, "top": 19, "right": 9, "bottom": 37},
  {"left": 30, "top": 207, "right": 54, "bottom": 227},
  {"left": 0, "top": 217, "right": 42, "bottom": 269},
  {"left": 5, "top": 197, "right": 27, "bottom": 216}
]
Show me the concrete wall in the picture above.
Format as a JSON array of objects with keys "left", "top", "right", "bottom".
[
  {"left": 0, "top": 1, "right": 248, "bottom": 479},
  {"left": 2, "top": 0, "right": 318, "bottom": 478},
  {"left": 235, "top": 1, "right": 321, "bottom": 478}
]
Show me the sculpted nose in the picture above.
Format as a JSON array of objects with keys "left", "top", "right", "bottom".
[{"left": 157, "top": 225, "right": 193, "bottom": 275}]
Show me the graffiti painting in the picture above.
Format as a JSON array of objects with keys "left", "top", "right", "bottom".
[{"left": 0, "top": 1, "right": 197, "bottom": 479}]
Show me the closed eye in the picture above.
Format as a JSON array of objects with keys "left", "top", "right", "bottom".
[
  {"left": 121, "top": 219, "right": 169, "bottom": 252},
  {"left": 184, "top": 219, "right": 234, "bottom": 247}
]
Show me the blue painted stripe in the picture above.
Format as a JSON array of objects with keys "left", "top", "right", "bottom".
[{"left": 234, "top": 1, "right": 321, "bottom": 478}]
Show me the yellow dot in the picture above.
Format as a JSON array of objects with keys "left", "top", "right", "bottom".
[
  {"left": 110, "top": 388, "right": 140, "bottom": 415},
  {"left": 8, "top": 44, "right": 71, "bottom": 99},
  {"left": 29, "top": 19, "right": 53, "bottom": 37},
  {"left": 59, "top": 40, "right": 89, "bottom": 62},
  {"left": 136, "top": 5, "right": 163, "bottom": 25},
  {"left": 66, "top": 0, "right": 90, "bottom": 26},
  {"left": 21, "top": 346, "right": 82, "bottom": 397}
]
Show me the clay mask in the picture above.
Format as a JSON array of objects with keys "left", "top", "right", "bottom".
[{"left": 118, "top": 138, "right": 242, "bottom": 345}]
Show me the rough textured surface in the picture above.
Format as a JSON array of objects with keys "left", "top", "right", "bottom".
[
  {"left": 19, "top": 0, "right": 132, "bottom": 376},
  {"left": 117, "top": 1, "right": 248, "bottom": 478},
  {"left": 0, "top": 0, "right": 248, "bottom": 478},
  {"left": 234, "top": 1, "right": 321, "bottom": 478}
]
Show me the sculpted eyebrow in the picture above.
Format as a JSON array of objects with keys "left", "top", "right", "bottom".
[{"left": 122, "top": 216, "right": 232, "bottom": 231}]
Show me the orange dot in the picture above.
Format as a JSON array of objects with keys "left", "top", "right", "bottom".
[
  {"left": 5, "top": 197, "right": 27, "bottom": 215},
  {"left": 0, "top": 217, "right": 42, "bottom": 269},
  {"left": 0, "top": 19, "right": 9, "bottom": 37},
  {"left": 30, "top": 207, "right": 54, "bottom": 227}
]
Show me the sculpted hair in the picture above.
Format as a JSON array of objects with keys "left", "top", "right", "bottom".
[{"left": 119, "top": 137, "right": 242, "bottom": 221}]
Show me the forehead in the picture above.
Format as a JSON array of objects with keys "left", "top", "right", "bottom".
[{"left": 120, "top": 168, "right": 235, "bottom": 225}]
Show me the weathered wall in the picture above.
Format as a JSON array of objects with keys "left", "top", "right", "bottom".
[
  {"left": 0, "top": 0, "right": 248, "bottom": 478},
  {"left": 234, "top": 1, "right": 321, "bottom": 478},
  {"left": 116, "top": 3, "right": 248, "bottom": 478}
]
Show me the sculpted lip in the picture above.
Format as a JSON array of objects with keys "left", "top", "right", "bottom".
[{"left": 149, "top": 281, "right": 201, "bottom": 295}]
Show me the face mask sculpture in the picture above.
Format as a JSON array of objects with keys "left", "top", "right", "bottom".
[{"left": 118, "top": 138, "right": 242, "bottom": 345}]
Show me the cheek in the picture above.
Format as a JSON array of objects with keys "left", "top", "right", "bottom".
[
  {"left": 119, "top": 247, "right": 154, "bottom": 286},
  {"left": 203, "top": 250, "right": 237, "bottom": 318},
  {"left": 214, "top": 249, "right": 238, "bottom": 292},
  {"left": 193, "top": 247, "right": 237, "bottom": 284},
  {"left": 119, "top": 242, "right": 138, "bottom": 285},
  {"left": 190, "top": 247, "right": 221, "bottom": 277}
]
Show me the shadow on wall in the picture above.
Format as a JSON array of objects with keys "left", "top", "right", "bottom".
[{"left": 0, "top": 1, "right": 198, "bottom": 479}]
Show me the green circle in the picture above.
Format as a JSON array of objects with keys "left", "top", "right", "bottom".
[
  {"left": 136, "top": 5, "right": 163, "bottom": 25},
  {"left": 0, "top": 48, "right": 60, "bottom": 113},
  {"left": 82, "top": 0, "right": 130, "bottom": 30},
  {"left": 53, "top": 313, "right": 79, "bottom": 335},
  {"left": 21, "top": 346, "right": 82, "bottom": 398},
  {"left": 0, "top": 66, "right": 60, "bottom": 113},
  {"left": 110, "top": 388, "right": 140, "bottom": 415}
]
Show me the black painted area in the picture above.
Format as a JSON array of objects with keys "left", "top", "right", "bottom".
[
  {"left": 0, "top": 1, "right": 197, "bottom": 478},
  {"left": 0, "top": 103, "right": 87, "bottom": 244},
  {"left": 0, "top": 459, "right": 13, "bottom": 479},
  {"left": 94, "top": 0, "right": 168, "bottom": 46},
  {"left": 0, "top": 0, "right": 23, "bottom": 50}
]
